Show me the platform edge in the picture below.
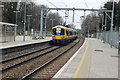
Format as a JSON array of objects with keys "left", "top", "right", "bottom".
[{"left": 52, "top": 39, "right": 86, "bottom": 78}]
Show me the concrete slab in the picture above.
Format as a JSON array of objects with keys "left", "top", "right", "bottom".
[
  {"left": 89, "top": 38, "right": 118, "bottom": 78},
  {"left": 53, "top": 38, "right": 118, "bottom": 79}
]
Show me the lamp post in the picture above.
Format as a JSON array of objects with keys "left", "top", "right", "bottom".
[
  {"left": 80, "top": 16, "right": 84, "bottom": 36},
  {"left": 23, "top": 2, "right": 31, "bottom": 41},
  {"left": 27, "top": 15, "right": 32, "bottom": 36},
  {"left": 102, "top": 13, "right": 104, "bottom": 31},
  {"left": 101, "top": 8, "right": 107, "bottom": 43},
  {"left": 23, "top": 2, "right": 26, "bottom": 41},
  {"left": 101, "top": 8, "right": 108, "bottom": 30},
  {"left": 105, "top": 9, "right": 107, "bottom": 30},
  {"left": 44, "top": 17, "right": 49, "bottom": 38},
  {"left": 50, "top": 19, "right": 55, "bottom": 28},
  {"left": 13, "top": 11, "right": 20, "bottom": 41},
  {"left": 13, "top": 11, "right": 20, "bottom": 25},
  {"left": 99, "top": 12, "right": 104, "bottom": 41}
]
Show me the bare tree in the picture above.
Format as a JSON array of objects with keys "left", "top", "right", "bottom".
[
  {"left": 81, "top": 12, "right": 99, "bottom": 36},
  {"left": 46, "top": 12, "right": 63, "bottom": 31}
]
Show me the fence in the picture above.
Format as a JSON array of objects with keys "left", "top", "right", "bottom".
[
  {"left": 96, "top": 31, "right": 118, "bottom": 48},
  {"left": 31, "top": 31, "right": 52, "bottom": 39}
]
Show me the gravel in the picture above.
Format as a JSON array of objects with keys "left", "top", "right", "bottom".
[{"left": 1, "top": 46, "right": 58, "bottom": 70}]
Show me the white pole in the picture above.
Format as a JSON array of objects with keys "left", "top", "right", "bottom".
[
  {"left": 14, "top": 12, "right": 17, "bottom": 41},
  {"left": 23, "top": 2, "right": 26, "bottom": 41},
  {"left": 13, "top": 11, "right": 20, "bottom": 41},
  {"left": 27, "top": 15, "right": 32, "bottom": 36},
  {"left": 45, "top": 17, "right": 47, "bottom": 38},
  {"left": 110, "top": 0, "right": 115, "bottom": 48},
  {"left": 40, "top": 9, "right": 43, "bottom": 38}
]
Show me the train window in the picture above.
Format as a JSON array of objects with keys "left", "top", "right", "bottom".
[
  {"left": 53, "top": 28, "right": 56, "bottom": 35},
  {"left": 74, "top": 32, "right": 75, "bottom": 35},
  {"left": 66, "top": 30, "right": 68, "bottom": 35},
  {"left": 70, "top": 31, "right": 72, "bottom": 35},
  {"left": 60, "top": 29, "right": 64, "bottom": 35}
]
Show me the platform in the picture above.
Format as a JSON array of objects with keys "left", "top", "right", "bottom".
[
  {"left": 0, "top": 36, "right": 52, "bottom": 49},
  {"left": 53, "top": 38, "right": 118, "bottom": 79}
]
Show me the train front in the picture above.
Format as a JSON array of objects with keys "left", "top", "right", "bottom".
[{"left": 52, "top": 25, "right": 67, "bottom": 45}]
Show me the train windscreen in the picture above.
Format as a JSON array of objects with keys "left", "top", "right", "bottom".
[
  {"left": 53, "top": 28, "right": 56, "bottom": 35},
  {"left": 60, "top": 29, "right": 64, "bottom": 35},
  {"left": 52, "top": 28, "right": 65, "bottom": 35}
]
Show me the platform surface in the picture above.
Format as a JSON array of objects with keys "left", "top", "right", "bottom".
[
  {"left": 0, "top": 36, "right": 52, "bottom": 49},
  {"left": 53, "top": 38, "right": 118, "bottom": 79}
]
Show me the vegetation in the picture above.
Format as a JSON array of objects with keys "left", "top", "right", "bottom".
[
  {"left": 2, "top": 2, "right": 63, "bottom": 34},
  {"left": 81, "top": 1, "right": 120, "bottom": 36},
  {"left": 103, "top": 1, "right": 120, "bottom": 31},
  {"left": 81, "top": 12, "right": 99, "bottom": 36}
]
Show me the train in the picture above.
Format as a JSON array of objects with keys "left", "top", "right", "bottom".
[{"left": 51, "top": 25, "right": 78, "bottom": 45}]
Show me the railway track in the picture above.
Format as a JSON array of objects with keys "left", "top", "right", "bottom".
[
  {"left": 2, "top": 41, "right": 50, "bottom": 60},
  {"left": 2, "top": 37, "right": 84, "bottom": 79},
  {"left": 1, "top": 46, "right": 61, "bottom": 72},
  {"left": 1, "top": 46, "right": 52, "bottom": 63},
  {"left": 22, "top": 39, "right": 80, "bottom": 79}
]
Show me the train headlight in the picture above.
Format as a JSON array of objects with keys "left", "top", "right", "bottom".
[{"left": 52, "top": 36, "right": 55, "bottom": 38}]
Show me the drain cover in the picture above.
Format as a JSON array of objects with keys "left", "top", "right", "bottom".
[{"left": 95, "top": 49, "right": 103, "bottom": 52}]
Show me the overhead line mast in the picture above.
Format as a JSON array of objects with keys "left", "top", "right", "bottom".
[
  {"left": 46, "top": 8, "right": 112, "bottom": 12},
  {"left": 83, "top": 0, "right": 89, "bottom": 9},
  {"left": 40, "top": 7, "right": 112, "bottom": 38}
]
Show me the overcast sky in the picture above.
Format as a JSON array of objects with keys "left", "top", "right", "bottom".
[{"left": 34, "top": 0, "right": 109, "bottom": 29}]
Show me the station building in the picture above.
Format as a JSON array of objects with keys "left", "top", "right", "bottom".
[{"left": 0, "top": 22, "right": 17, "bottom": 43}]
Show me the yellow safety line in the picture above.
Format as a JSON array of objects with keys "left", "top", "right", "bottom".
[{"left": 72, "top": 39, "right": 90, "bottom": 79}]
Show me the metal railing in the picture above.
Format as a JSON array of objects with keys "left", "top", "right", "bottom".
[
  {"left": 31, "top": 31, "right": 52, "bottom": 39},
  {"left": 96, "top": 31, "right": 118, "bottom": 48}
]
